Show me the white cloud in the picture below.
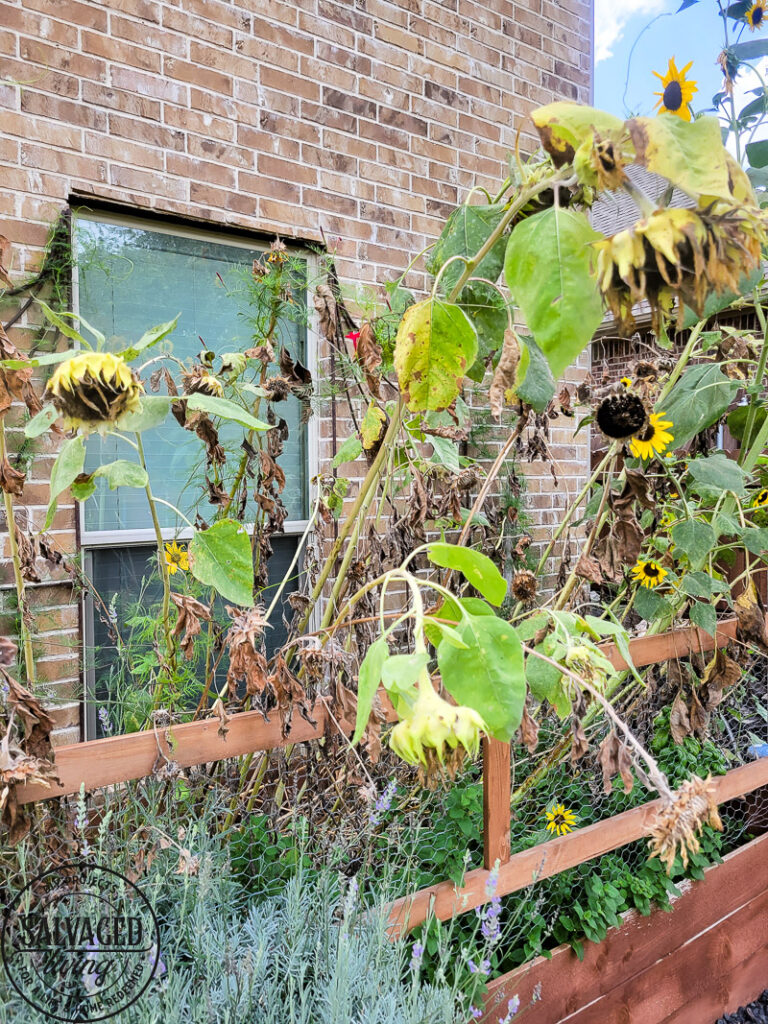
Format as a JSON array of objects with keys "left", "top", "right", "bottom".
[{"left": 595, "top": 0, "right": 668, "bottom": 64}]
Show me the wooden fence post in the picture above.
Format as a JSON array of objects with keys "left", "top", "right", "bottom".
[{"left": 483, "top": 737, "right": 511, "bottom": 869}]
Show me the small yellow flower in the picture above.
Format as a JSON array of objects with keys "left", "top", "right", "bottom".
[
  {"left": 746, "top": 0, "right": 766, "bottom": 30},
  {"left": 653, "top": 58, "right": 698, "bottom": 121},
  {"left": 753, "top": 488, "right": 768, "bottom": 507},
  {"left": 620, "top": 376, "right": 632, "bottom": 388},
  {"left": 631, "top": 560, "right": 668, "bottom": 588},
  {"left": 630, "top": 412, "right": 674, "bottom": 460},
  {"left": 164, "top": 541, "right": 189, "bottom": 575},
  {"left": 544, "top": 803, "right": 577, "bottom": 836}
]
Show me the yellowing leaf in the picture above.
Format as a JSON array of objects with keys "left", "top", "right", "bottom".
[
  {"left": 361, "top": 402, "right": 386, "bottom": 449},
  {"left": 532, "top": 102, "right": 625, "bottom": 167},
  {"left": 394, "top": 298, "right": 477, "bottom": 412},
  {"left": 627, "top": 115, "right": 732, "bottom": 202}
]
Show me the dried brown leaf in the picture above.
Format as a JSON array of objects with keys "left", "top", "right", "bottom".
[
  {"left": 669, "top": 690, "right": 693, "bottom": 745},
  {"left": 356, "top": 322, "right": 382, "bottom": 397},
  {"left": 490, "top": 328, "right": 521, "bottom": 420},
  {"left": 313, "top": 284, "right": 337, "bottom": 343},
  {"left": 170, "top": 593, "right": 212, "bottom": 661},
  {"left": 734, "top": 580, "right": 768, "bottom": 652},
  {"left": 700, "top": 647, "right": 740, "bottom": 710},
  {"left": 517, "top": 705, "right": 539, "bottom": 754},
  {"left": 0, "top": 457, "right": 24, "bottom": 497},
  {"left": 570, "top": 718, "right": 589, "bottom": 764},
  {"left": 0, "top": 235, "right": 12, "bottom": 288},
  {"left": 575, "top": 552, "right": 603, "bottom": 586}
]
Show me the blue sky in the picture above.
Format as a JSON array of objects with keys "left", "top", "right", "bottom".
[{"left": 593, "top": 0, "right": 747, "bottom": 120}]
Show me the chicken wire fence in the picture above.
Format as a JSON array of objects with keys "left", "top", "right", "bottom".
[{"left": 0, "top": 647, "right": 766, "bottom": 1018}]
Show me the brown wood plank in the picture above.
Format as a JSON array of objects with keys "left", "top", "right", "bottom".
[
  {"left": 600, "top": 616, "right": 738, "bottom": 672},
  {"left": 562, "top": 885, "right": 768, "bottom": 1023},
  {"left": 386, "top": 758, "right": 768, "bottom": 936},
  {"left": 656, "top": 943, "right": 768, "bottom": 1024},
  {"left": 17, "top": 695, "right": 398, "bottom": 805},
  {"left": 481, "top": 831, "right": 768, "bottom": 1024},
  {"left": 483, "top": 737, "right": 511, "bottom": 869}
]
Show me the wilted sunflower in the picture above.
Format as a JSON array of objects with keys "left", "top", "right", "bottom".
[
  {"left": 629, "top": 412, "right": 674, "bottom": 460},
  {"left": 752, "top": 488, "right": 768, "bottom": 507},
  {"left": 46, "top": 352, "right": 142, "bottom": 432},
  {"left": 544, "top": 803, "right": 577, "bottom": 836},
  {"left": 746, "top": 0, "right": 766, "bottom": 30},
  {"left": 181, "top": 366, "right": 224, "bottom": 398},
  {"left": 649, "top": 774, "right": 722, "bottom": 872},
  {"left": 653, "top": 58, "right": 698, "bottom": 121},
  {"left": 631, "top": 560, "right": 667, "bottom": 588},
  {"left": 164, "top": 541, "right": 189, "bottom": 575},
  {"left": 595, "top": 391, "right": 649, "bottom": 441},
  {"left": 511, "top": 569, "right": 538, "bottom": 604},
  {"left": 594, "top": 204, "right": 764, "bottom": 335}
]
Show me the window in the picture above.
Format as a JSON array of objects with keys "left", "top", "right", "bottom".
[{"left": 74, "top": 213, "right": 314, "bottom": 738}]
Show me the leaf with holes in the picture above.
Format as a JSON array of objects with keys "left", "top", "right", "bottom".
[
  {"left": 189, "top": 518, "right": 254, "bottom": 606},
  {"left": 428, "top": 202, "right": 509, "bottom": 295}
]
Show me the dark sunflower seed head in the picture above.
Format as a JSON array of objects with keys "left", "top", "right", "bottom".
[{"left": 595, "top": 392, "right": 649, "bottom": 441}]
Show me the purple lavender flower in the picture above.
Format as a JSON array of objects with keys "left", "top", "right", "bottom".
[
  {"left": 370, "top": 780, "right": 396, "bottom": 825},
  {"left": 497, "top": 995, "right": 521, "bottom": 1023},
  {"left": 468, "top": 958, "right": 491, "bottom": 976},
  {"left": 410, "top": 940, "right": 424, "bottom": 971},
  {"left": 485, "top": 863, "right": 500, "bottom": 898},
  {"left": 147, "top": 942, "right": 167, "bottom": 979},
  {"left": 470, "top": 1007, "right": 483, "bottom": 1020},
  {"left": 98, "top": 707, "right": 112, "bottom": 735},
  {"left": 477, "top": 895, "right": 502, "bottom": 945}
]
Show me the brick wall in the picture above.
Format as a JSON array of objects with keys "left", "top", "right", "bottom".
[{"left": 0, "top": 0, "right": 593, "bottom": 743}]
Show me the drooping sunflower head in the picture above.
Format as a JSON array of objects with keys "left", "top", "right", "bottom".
[
  {"left": 544, "top": 803, "right": 577, "bottom": 836},
  {"left": 181, "top": 366, "right": 224, "bottom": 398},
  {"left": 629, "top": 411, "right": 674, "bottom": 460},
  {"left": 596, "top": 391, "right": 649, "bottom": 441},
  {"left": 649, "top": 775, "right": 722, "bottom": 872},
  {"left": 164, "top": 541, "right": 189, "bottom": 575},
  {"left": 631, "top": 560, "right": 667, "bottom": 589},
  {"left": 746, "top": 0, "right": 766, "bottom": 30},
  {"left": 389, "top": 677, "right": 487, "bottom": 787},
  {"left": 653, "top": 58, "right": 698, "bottom": 121},
  {"left": 46, "top": 352, "right": 143, "bottom": 432},
  {"left": 595, "top": 203, "right": 764, "bottom": 335}
]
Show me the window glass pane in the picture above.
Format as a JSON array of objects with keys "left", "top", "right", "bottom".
[
  {"left": 75, "top": 218, "right": 308, "bottom": 531},
  {"left": 89, "top": 538, "right": 301, "bottom": 738}
]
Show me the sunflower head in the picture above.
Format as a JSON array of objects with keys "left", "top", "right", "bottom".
[
  {"left": 389, "top": 676, "right": 487, "bottom": 786},
  {"left": 649, "top": 774, "right": 722, "bottom": 872},
  {"left": 631, "top": 560, "right": 667, "bottom": 589},
  {"left": 596, "top": 391, "right": 649, "bottom": 441},
  {"left": 653, "top": 58, "right": 698, "bottom": 121},
  {"left": 164, "top": 541, "right": 189, "bottom": 575},
  {"left": 181, "top": 366, "right": 224, "bottom": 398},
  {"left": 752, "top": 488, "right": 768, "bottom": 508},
  {"left": 574, "top": 131, "right": 628, "bottom": 191},
  {"left": 746, "top": 0, "right": 766, "bottom": 30},
  {"left": 544, "top": 803, "right": 577, "bottom": 836},
  {"left": 629, "top": 411, "right": 674, "bottom": 460},
  {"left": 620, "top": 376, "right": 633, "bottom": 388},
  {"left": 511, "top": 569, "right": 538, "bottom": 604},
  {"left": 46, "top": 352, "right": 143, "bottom": 432}
]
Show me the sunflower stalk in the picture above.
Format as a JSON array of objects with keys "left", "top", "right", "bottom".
[{"left": 0, "top": 422, "right": 35, "bottom": 685}]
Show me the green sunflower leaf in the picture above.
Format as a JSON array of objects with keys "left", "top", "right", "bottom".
[
  {"left": 117, "top": 395, "right": 172, "bottom": 433},
  {"left": 188, "top": 518, "right": 254, "bottom": 607},
  {"left": 633, "top": 585, "right": 671, "bottom": 622},
  {"left": 44, "top": 435, "right": 86, "bottom": 531},
  {"left": 428, "top": 202, "right": 509, "bottom": 296},
  {"left": 515, "top": 334, "right": 556, "bottom": 413},
  {"left": 731, "top": 39, "right": 768, "bottom": 62},
  {"left": 426, "top": 542, "right": 507, "bottom": 606},
  {"left": 504, "top": 208, "right": 603, "bottom": 381},
  {"left": 690, "top": 601, "right": 717, "bottom": 639},
  {"left": 352, "top": 637, "right": 390, "bottom": 745},
  {"left": 659, "top": 364, "right": 740, "bottom": 448},
  {"left": 458, "top": 282, "right": 509, "bottom": 383},
  {"left": 24, "top": 405, "right": 58, "bottom": 438},
  {"left": 687, "top": 453, "right": 748, "bottom": 496},
  {"left": 185, "top": 393, "right": 271, "bottom": 432},
  {"left": 437, "top": 615, "right": 526, "bottom": 740},
  {"left": 119, "top": 316, "right": 180, "bottom": 362},
  {"left": 671, "top": 518, "right": 716, "bottom": 563},
  {"left": 332, "top": 435, "right": 363, "bottom": 468}
]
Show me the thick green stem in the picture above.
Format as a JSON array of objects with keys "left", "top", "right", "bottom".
[
  {"left": 739, "top": 292, "right": 768, "bottom": 467},
  {"left": 657, "top": 319, "right": 705, "bottom": 405},
  {"left": 0, "top": 424, "right": 35, "bottom": 685}
]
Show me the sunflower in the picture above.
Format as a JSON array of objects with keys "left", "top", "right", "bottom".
[
  {"left": 46, "top": 351, "right": 142, "bottom": 432},
  {"left": 164, "top": 541, "right": 189, "bottom": 575},
  {"left": 653, "top": 58, "right": 698, "bottom": 121},
  {"left": 746, "top": 0, "right": 766, "bottom": 30},
  {"left": 629, "top": 412, "right": 674, "bottom": 460},
  {"left": 620, "top": 377, "right": 632, "bottom": 388},
  {"left": 544, "top": 803, "right": 577, "bottom": 836},
  {"left": 631, "top": 560, "right": 668, "bottom": 588},
  {"left": 752, "top": 488, "right": 768, "bottom": 507}
]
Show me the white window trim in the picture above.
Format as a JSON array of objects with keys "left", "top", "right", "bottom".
[{"left": 73, "top": 210, "right": 320, "bottom": 738}]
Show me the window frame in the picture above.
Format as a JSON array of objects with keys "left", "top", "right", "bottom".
[{"left": 72, "top": 210, "right": 320, "bottom": 738}]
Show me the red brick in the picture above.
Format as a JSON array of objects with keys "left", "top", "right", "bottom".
[
  {"left": 19, "top": 37, "right": 106, "bottom": 82},
  {"left": 91, "top": 0, "right": 161, "bottom": 23},
  {"left": 108, "top": 114, "right": 185, "bottom": 152},
  {"left": 81, "top": 30, "right": 161, "bottom": 73},
  {"left": 110, "top": 66, "right": 187, "bottom": 105},
  {"left": 81, "top": 81, "right": 162, "bottom": 121},
  {"left": 109, "top": 165, "right": 188, "bottom": 201},
  {"left": 20, "top": 90, "right": 107, "bottom": 131},
  {"left": 164, "top": 57, "right": 233, "bottom": 97},
  {"left": 261, "top": 66, "right": 320, "bottom": 102},
  {"left": 257, "top": 153, "right": 317, "bottom": 186},
  {"left": 0, "top": 5, "right": 80, "bottom": 46},
  {"left": 25, "top": 0, "right": 108, "bottom": 32},
  {"left": 111, "top": 13, "right": 189, "bottom": 57}
]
